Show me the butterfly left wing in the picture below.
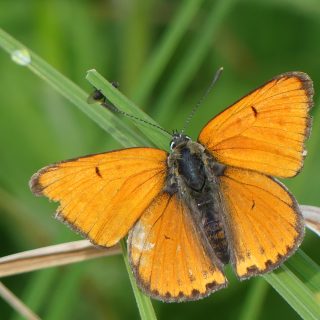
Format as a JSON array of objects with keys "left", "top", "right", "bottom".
[
  {"left": 128, "top": 192, "right": 227, "bottom": 302},
  {"left": 30, "top": 148, "right": 167, "bottom": 247},
  {"left": 218, "top": 167, "right": 304, "bottom": 278},
  {"left": 198, "top": 72, "right": 313, "bottom": 178}
]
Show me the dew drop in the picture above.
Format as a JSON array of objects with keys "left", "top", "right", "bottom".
[{"left": 11, "top": 49, "right": 31, "bottom": 66}]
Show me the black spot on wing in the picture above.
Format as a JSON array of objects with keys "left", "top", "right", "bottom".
[
  {"left": 265, "top": 260, "right": 273, "bottom": 268},
  {"left": 95, "top": 166, "right": 102, "bottom": 178},
  {"left": 246, "top": 265, "right": 259, "bottom": 274},
  {"left": 251, "top": 106, "right": 258, "bottom": 117},
  {"left": 165, "top": 292, "right": 172, "bottom": 299},
  {"left": 205, "top": 281, "right": 218, "bottom": 290},
  {"left": 191, "top": 289, "right": 200, "bottom": 297}
]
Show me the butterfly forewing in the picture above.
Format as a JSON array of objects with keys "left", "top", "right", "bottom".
[
  {"left": 198, "top": 72, "right": 313, "bottom": 178},
  {"left": 128, "top": 192, "right": 227, "bottom": 302},
  {"left": 30, "top": 148, "right": 167, "bottom": 247}
]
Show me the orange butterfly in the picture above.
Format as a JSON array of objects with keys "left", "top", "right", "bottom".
[{"left": 30, "top": 72, "right": 313, "bottom": 302}]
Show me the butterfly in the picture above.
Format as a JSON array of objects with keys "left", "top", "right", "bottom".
[{"left": 30, "top": 72, "right": 313, "bottom": 302}]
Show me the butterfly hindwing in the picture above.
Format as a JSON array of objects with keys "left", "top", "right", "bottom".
[
  {"left": 128, "top": 192, "right": 227, "bottom": 302},
  {"left": 30, "top": 148, "right": 167, "bottom": 247},
  {"left": 198, "top": 72, "right": 313, "bottom": 178},
  {"left": 218, "top": 167, "right": 304, "bottom": 278}
]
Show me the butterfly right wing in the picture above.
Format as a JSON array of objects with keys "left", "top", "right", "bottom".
[{"left": 128, "top": 192, "right": 227, "bottom": 302}]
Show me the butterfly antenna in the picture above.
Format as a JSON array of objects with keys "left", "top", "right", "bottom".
[
  {"left": 181, "top": 67, "right": 224, "bottom": 133},
  {"left": 88, "top": 88, "right": 172, "bottom": 137}
]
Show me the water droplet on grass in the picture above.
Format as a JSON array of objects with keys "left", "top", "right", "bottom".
[{"left": 11, "top": 49, "right": 31, "bottom": 66}]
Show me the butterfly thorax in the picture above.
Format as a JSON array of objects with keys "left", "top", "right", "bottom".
[{"left": 167, "top": 134, "right": 230, "bottom": 264}]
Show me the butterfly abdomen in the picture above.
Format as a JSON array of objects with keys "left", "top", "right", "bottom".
[
  {"left": 194, "top": 182, "right": 230, "bottom": 265},
  {"left": 203, "top": 211, "right": 230, "bottom": 264}
]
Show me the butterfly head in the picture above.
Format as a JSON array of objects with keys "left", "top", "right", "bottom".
[{"left": 170, "top": 132, "right": 191, "bottom": 151}]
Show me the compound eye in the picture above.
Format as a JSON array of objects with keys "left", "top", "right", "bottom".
[{"left": 170, "top": 141, "right": 176, "bottom": 150}]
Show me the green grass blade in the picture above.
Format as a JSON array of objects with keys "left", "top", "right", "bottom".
[
  {"left": 239, "top": 278, "right": 269, "bottom": 320},
  {"left": 44, "top": 266, "right": 84, "bottom": 320},
  {"left": 153, "top": 0, "right": 235, "bottom": 123},
  {"left": 0, "top": 28, "right": 145, "bottom": 148},
  {"left": 120, "top": 240, "right": 157, "bottom": 320},
  {"left": 11, "top": 269, "right": 59, "bottom": 320},
  {"left": 86, "top": 69, "right": 170, "bottom": 150},
  {"left": 117, "top": 1, "right": 154, "bottom": 94},
  {"left": 287, "top": 250, "right": 320, "bottom": 291},
  {"left": 263, "top": 250, "right": 320, "bottom": 320},
  {"left": 132, "top": 0, "right": 205, "bottom": 105}
]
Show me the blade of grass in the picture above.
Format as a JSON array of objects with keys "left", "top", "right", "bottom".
[
  {"left": 86, "top": 69, "right": 170, "bottom": 150},
  {"left": 286, "top": 250, "right": 320, "bottom": 294},
  {"left": 132, "top": 0, "right": 205, "bottom": 105},
  {"left": 0, "top": 187, "right": 53, "bottom": 247},
  {"left": 153, "top": 0, "right": 236, "bottom": 123},
  {"left": 239, "top": 278, "right": 269, "bottom": 320},
  {"left": 120, "top": 240, "right": 156, "bottom": 320},
  {"left": 301, "top": 205, "right": 320, "bottom": 237},
  {"left": 0, "top": 241, "right": 120, "bottom": 277},
  {"left": 117, "top": 0, "right": 154, "bottom": 94},
  {"left": 248, "top": 0, "right": 320, "bottom": 16},
  {"left": 263, "top": 249, "right": 320, "bottom": 320},
  {"left": 44, "top": 265, "right": 84, "bottom": 320},
  {"left": 11, "top": 269, "right": 59, "bottom": 320},
  {"left": 0, "top": 282, "right": 40, "bottom": 320},
  {"left": 0, "top": 28, "right": 147, "bottom": 148}
]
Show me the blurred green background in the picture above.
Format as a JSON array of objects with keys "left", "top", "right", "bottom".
[{"left": 0, "top": 0, "right": 319, "bottom": 319}]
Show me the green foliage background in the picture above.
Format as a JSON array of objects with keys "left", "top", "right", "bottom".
[{"left": 0, "top": 0, "right": 319, "bottom": 319}]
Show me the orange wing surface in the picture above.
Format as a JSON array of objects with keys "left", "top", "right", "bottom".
[
  {"left": 218, "top": 167, "right": 304, "bottom": 278},
  {"left": 30, "top": 148, "right": 167, "bottom": 247},
  {"left": 198, "top": 72, "right": 313, "bottom": 178},
  {"left": 128, "top": 192, "right": 227, "bottom": 302}
]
